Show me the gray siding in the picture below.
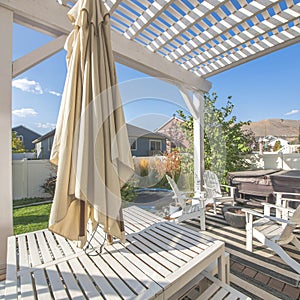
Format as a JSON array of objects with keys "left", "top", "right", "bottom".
[
  {"left": 36, "top": 136, "right": 54, "bottom": 159},
  {"left": 13, "top": 126, "right": 41, "bottom": 151},
  {"left": 131, "top": 137, "right": 166, "bottom": 157}
]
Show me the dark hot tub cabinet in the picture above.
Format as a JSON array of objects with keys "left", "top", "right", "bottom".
[
  {"left": 270, "top": 170, "right": 300, "bottom": 194},
  {"left": 228, "top": 169, "right": 300, "bottom": 207}
]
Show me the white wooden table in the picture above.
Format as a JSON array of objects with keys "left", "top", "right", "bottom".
[{"left": 5, "top": 206, "right": 226, "bottom": 299}]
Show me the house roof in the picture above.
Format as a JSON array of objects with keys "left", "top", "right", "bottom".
[
  {"left": 126, "top": 123, "right": 165, "bottom": 139},
  {"left": 32, "top": 125, "right": 164, "bottom": 144},
  {"left": 32, "top": 129, "right": 56, "bottom": 144},
  {"left": 12, "top": 125, "right": 41, "bottom": 137}
]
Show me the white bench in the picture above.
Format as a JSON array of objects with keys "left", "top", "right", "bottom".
[
  {"left": 4, "top": 206, "right": 243, "bottom": 299},
  {"left": 196, "top": 271, "right": 250, "bottom": 300}
]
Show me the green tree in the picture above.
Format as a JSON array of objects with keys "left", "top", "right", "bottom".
[
  {"left": 177, "top": 92, "right": 254, "bottom": 182},
  {"left": 12, "top": 131, "right": 25, "bottom": 153}
]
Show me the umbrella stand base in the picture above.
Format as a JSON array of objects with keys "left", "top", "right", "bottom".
[{"left": 84, "top": 225, "right": 107, "bottom": 255}]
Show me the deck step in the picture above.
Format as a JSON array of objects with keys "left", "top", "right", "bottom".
[{"left": 196, "top": 271, "right": 250, "bottom": 300}]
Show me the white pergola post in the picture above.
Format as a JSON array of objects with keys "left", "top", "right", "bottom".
[
  {"left": 193, "top": 91, "right": 205, "bottom": 197},
  {"left": 0, "top": 6, "right": 13, "bottom": 278}
]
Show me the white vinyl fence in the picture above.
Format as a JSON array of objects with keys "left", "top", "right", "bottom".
[
  {"left": 12, "top": 154, "right": 300, "bottom": 200},
  {"left": 12, "top": 159, "right": 55, "bottom": 200},
  {"left": 248, "top": 153, "right": 300, "bottom": 170}
]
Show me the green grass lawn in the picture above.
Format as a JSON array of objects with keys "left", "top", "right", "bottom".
[{"left": 13, "top": 198, "right": 52, "bottom": 235}]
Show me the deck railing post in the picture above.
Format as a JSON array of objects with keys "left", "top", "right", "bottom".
[{"left": 0, "top": 6, "right": 13, "bottom": 279}]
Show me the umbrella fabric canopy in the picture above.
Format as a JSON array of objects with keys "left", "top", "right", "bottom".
[{"left": 49, "top": 0, "right": 134, "bottom": 247}]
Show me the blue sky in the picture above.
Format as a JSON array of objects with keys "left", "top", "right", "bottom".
[{"left": 12, "top": 23, "right": 300, "bottom": 135}]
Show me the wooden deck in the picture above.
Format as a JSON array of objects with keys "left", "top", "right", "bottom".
[
  {"left": 182, "top": 206, "right": 300, "bottom": 300},
  {"left": 3, "top": 206, "right": 239, "bottom": 300},
  {"left": 2, "top": 204, "right": 299, "bottom": 299}
]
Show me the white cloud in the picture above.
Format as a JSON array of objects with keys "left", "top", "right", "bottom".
[
  {"left": 49, "top": 90, "right": 62, "bottom": 97},
  {"left": 285, "top": 109, "right": 299, "bottom": 116},
  {"left": 12, "top": 78, "right": 43, "bottom": 94},
  {"left": 12, "top": 108, "right": 38, "bottom": 118},
  {"left": 36, "top": 122, "right": 56, "bottom": 129}
]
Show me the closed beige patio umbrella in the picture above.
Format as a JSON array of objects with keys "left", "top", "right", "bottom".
[{"left": 49, "top": 0, "right": 134, "bottom": 247}]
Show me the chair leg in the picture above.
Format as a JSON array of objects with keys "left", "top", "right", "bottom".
[
  {"left": 213, "top": 201, "right": 217, "bottom": 214},
  {"left": 245, "top": 223, "right": 253, "bottom": 252},
  {"left": 200, "top": 209, "right": 206, "bottom": 231}
]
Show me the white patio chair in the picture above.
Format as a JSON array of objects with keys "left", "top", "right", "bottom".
[
  {"left": 166, "top": 175, "right": 206, "bottom": 230},
  {"left": 243, "top": 203, "right": 300, "bottom": 274},
  {"left": 203, "top": 170, "right": 236, "bottom": 214},
  {"left": 273, "top": 191, "right": 300, "bottom": 219}
]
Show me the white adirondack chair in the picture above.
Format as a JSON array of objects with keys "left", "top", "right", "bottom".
[
  {"left": 166, "top": 175, "right": 206, "bottom": 230},
  {"left": 243, "top": 203, "right": 300, "bottom": 274},
  {"left": 203, "top": 170, "right": 236, "bottom": 214}
]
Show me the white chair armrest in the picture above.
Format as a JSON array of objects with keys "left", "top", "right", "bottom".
[
  {"left": 221, "top": 184, "right": 236, "bottom": 190},
  {"left": 242, "top": 208, "right": 290, "bottom": 225},
  {"left": 262, "top": 202, "right": 295, "bottom": 213},
  {"left": 242, "top": 208, "right": 264, "bottom": 218},
  {"left": 220, "top": 185, "right": 236, "bottom": 197},
  {"left": 274, "top": 191, "right": 300, "bottom": 198}
]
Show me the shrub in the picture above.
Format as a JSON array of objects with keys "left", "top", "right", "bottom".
[
  {"left": 139, "top": 158, "right": 149, "bottom": 177},
  {"left": 121, "top": 180, "right": 137, "bottom": 202},
  {"left": 41, "top": 176, "right": 57, "bottom": 197}
]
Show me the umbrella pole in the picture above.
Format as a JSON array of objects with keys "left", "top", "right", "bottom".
[
  {"left": 107, "top": 233, "right": 113, "bottom": 245},
  {"left": 80, "top": 200, "right": 85, "bottom": 237}
]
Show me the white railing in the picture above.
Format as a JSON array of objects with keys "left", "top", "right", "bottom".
[
  {"left": 277, "top": 144, "right": 300, "bottom": 154},
  {"left": 248, "top": 152, "right": 300, "bottom": 170}
]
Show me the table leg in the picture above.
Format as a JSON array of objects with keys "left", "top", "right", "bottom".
[{"left": 217, "top": 250, "right": 226, "bottom": 283}]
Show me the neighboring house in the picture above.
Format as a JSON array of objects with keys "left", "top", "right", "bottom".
[
  {"left": 127, "top": 124, "right": 166, "bottom": 157},
  {"left": 156, "top": 116, "right": 189, "bottom": 152},
  {"left": 33, "top": 129, "right": 55, "bottom": 159},
  {"left": 12, "top": 125, "right": 41, "bottom": 152},
  {"left": 261, "top": 135, "right": 289, "bottom": 151},
  {"left": 33, "top": 124, "right": 166, "bottom": 159}
]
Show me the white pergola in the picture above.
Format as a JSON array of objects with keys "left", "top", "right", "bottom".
[{"left": 0, "top": 0, "right": 299, "bottom": 276}]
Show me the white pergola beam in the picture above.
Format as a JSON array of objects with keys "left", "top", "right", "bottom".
[
  {"left": 0, "top": 0, "right": 211, "bottom": 92},
  {"left": 0, "top": 0, "right": 70, "bottom": 37},
  {"left": 111, "top": 31, "right": 211, "bottom": 92},
  {"left": 13, "top": 35, "right": 67, "bottom": 78},
  {"left": 0, "top": 6, "right": 13, "bottom": 279}
]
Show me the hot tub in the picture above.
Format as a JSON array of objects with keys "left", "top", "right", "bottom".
[
  {"left": 228, "top": 169, "right": 279, "bottom": 204},
  {"left": 270, "top": 170, "right": 300, "bottom": 194}
]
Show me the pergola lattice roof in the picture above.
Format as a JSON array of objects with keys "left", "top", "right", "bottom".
[{"left": 60, "top": 0, "right": 300, "bottom": 78}]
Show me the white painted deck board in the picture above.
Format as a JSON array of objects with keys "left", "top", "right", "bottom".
[
  {"left": 4, "top": 205, "right": 228, "bottom": 299},
  {"left": 26, "top": 233, "right": 42, "bottom": 267},
  {"left": 33, "top": 269, "right": 51, "bottom": 300},
  {"left": 67, "top": 258, "right": 103, "bottom": 300},
  {"left": 56, "top": 261, "right": 84, "bottom": 299}
]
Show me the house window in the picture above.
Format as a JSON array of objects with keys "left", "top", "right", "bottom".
[
  {"left": 150, "top": 140, "right": 162, "bottom": 151},
  {"left": 129, "top": 137, "right": 137, "bottom": 151},
  {"left": 17, "top": 135, "right": 23, "bottom": 142}
]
